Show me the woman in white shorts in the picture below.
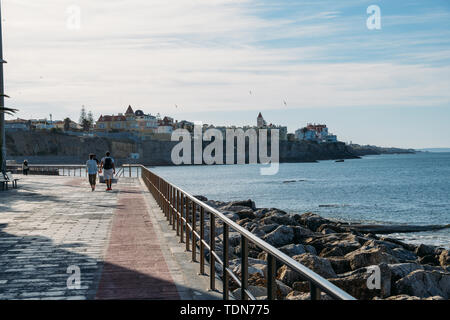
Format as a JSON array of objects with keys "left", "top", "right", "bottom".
[{"left": 100, "top": 151, "right": 116, "bottom": 191}]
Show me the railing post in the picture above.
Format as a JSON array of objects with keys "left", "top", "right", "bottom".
[
  {"left": 267, "top": 254, "right": 277, "bottom": 300},
  {"left": 223, "top": 224, "right": 229, "bottom": 300},
  {"left": 185, "top": 198, "right": 190, "bottom": 252},
  {"left": 199, "top": 206, "right": 205, "bottom": 275},
  {"left": 209, "top": 212, "right": 216, "bottom": 291},
  {"left": 172, "top": 187, "right": 176, "bottom": 231},
  {"left": 241, "top": 236, "right": 248, "bottom": 300},
  {"left": 168, "top": 185, "right": 172, "bottom": 225},
  {"left": 166, "top": 182, "right": 170, "bottom": 221},
  {"left": 176, "top": 190, "right": 180, "bottom": 236},
  {"left": 310, "top": 283, "right": 321, "bottom": 300},
  {"left": 180, "top": 194, "right": 184, "bottom": 243},
  {"left": 158, "top": 177, "right": 161, "bottom": 207},
  {"left": 192, "top": 201, "right": 197, "bottom": 262}
]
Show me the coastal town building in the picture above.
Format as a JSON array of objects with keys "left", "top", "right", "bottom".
[
  {"left": 256, "top": 112, "right": 288, "bottom": 141},
  {"left": 8, "top": 108, "right": 339, "bottom": 145},
  {"left": 295, "top": 123, "right": 338, "bottom": 143},
  {"left": 5, "top": 118, "right": 30, "bottom": 131},
  {"left": 95, "top": 106, "right": 159, "bottom": 134},
  {"left": 257, "top": 112, "right": 266, "bottom": 128},
  {"left": 54, "top": 120, "right": 80, "bottom": 131}
]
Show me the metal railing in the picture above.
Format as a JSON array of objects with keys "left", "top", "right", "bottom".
[
  {"left": 139, "top": 165, "right": 356, "bottom": 301},
  {"left": 6, "top": 163, "right": 142, "bottom": 178},
  {"left": 7, "top": 164, "right": 87, "bottom": 176}
]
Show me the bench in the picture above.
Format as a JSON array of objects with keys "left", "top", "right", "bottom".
[
  {"left": 6, "top": 172, "right": 19, "bottom": 189},
  {"left": 0, "top": 175, "right": 8, "bottom": 191}
]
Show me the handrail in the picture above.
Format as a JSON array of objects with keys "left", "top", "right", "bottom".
[
  {"left": 6, "top": 164, "right": 142, "bottom": 178},
  {"left": 138, "top": 165, "right": 356, "bottom": 301}
]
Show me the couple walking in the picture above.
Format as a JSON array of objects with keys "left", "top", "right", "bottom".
[{"left": 86, "top": 151, "right": 116, "bottom": 191}]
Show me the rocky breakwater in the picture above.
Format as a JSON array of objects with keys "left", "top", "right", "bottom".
[{"left": 193, "top": 197, "right": 450, "bottom": 300}]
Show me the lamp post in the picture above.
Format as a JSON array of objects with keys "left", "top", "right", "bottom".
[{"left": 0, "top": 0, "right": 6, "bottom": 174}]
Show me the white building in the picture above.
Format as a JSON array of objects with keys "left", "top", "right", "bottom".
[
  {"left": 295, "top": 124, "right": 338, "bottom": 143},
  {"left": 156, "top": 125, "right": 173, "bottom": 134}
]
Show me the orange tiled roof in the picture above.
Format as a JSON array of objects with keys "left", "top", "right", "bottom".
[{"left": 97, "top": 114, "right": 127, "bottom": 122}]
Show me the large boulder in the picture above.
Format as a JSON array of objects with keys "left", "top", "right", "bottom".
[
  {"left": 278, "top": 243, "right": 307, "bottom": 257},
  {"left": 345, "top": 246, "right": 399, "bottom": 270},
  {"left": 218, "top": 231, "right": 241, "bottom": 247},
  {"left": 379, "top": 236, "right": 417, "bottom": 252},
  {"left": 276, "top": 280, "right": 293, "bottom": 298},
  {"left": 327, "top": 257, "right": 352, "bottom": 274},
  {"left": 277, "top": 253, "right": 337, "bottom": 286},
  {"left": 263, "top": 225, "right": 295, "bottom": 248},
  {"left": 394, "top": 270, "right": 450, "bottom": 299},
  {"left": 295, "top": 212, "right": 333, "bottom": 232},
  {"left": 388, "top": 263, "right": 424, "bottom": 282},
  {"left": 328, "top": 263, "right": 391, "bottom": 299},
  {"left": 219, "top": 200, "right": 256, "bottom": 212},
  {"left": 260, "top": 211, "right": 299, "bottom": 226},
  {"left": 291, "top": 226, "right": 315, "bottom": 243},
  {"left": 232, "top": 286, "right": 267, "bottom": 299},
  {"left": 218, "top": 204, "right": 253, "bottom": 213},
  {"left": 305, "top": 233, "right": 365, "bottom": 255},
  {"left": 223, "top": 212, "right": 240, "bottom": 222},
  {"left": 362, "top": 239, "right": 418, "bottom": 263},
  {"left": 285, "top": 291, "right": 333, "bottom": 300},
  {"left": 418, "top": 254, "right": 440, "bottom": 266},
  {"left": 385, "top": 295, "right": 444, "bottom": 300},
  {"left": 293, "top": 253, "right": 337, "bottom": 278},
  {"left": 230, "top": 258, "right": 267, "bottom": 278},
  {"left": 254, "top": 208, "right": 270, "bottom": 219},
  {"left": 439, "top": 250, "right": 450, "bottom": 267},
  {"left": 415, "top": 243, "right": 436, "bottom": 257},
  {"left": 390, "top": 248, "right": 417, "bottom": 262},
  {"left": 235, "top": 209, "right": 256, "bottom": 220},
  {"left": 279, "top": 243, "right": 317, "bottom": 257},
  {"left": 251, "top": 223, "right": 279, "bottom": 238}
]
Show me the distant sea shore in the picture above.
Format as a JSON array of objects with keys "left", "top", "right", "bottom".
[{"left": 6, "top": 130, "right": 416, "bottom": 166}]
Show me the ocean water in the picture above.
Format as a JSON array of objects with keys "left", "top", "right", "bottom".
[{"left": 150, "top": 153, "right": 450, "bottom": 248}]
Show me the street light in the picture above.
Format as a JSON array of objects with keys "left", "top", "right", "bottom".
[{"left": 0, "top": 0, "right": 6, "bottom": 174}]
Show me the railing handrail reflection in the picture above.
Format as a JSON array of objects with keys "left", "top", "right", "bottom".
[{"left": 138, "top": 165, "right": 356, "bottom": 301}]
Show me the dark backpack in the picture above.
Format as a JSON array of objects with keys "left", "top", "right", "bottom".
[{"left": 103, "top": 157, "right": 113, "bottom": 170}]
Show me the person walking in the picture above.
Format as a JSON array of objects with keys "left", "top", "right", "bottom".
[
  {"left": 22, "top": 160, "right": 29, "bottom": 176},
  {"left": 86, "top": 154, "right": 98, "bottom": 191},
  {"left": 100, "top": 151, "right": 115, "bottom": 191}
]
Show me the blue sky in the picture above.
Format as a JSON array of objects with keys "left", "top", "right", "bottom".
[{"left": 3, "top": 0, "right": 450, "bottom": 148}]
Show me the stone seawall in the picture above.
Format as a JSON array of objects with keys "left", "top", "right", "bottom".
[
  {"left": 6, "top": 131, "right": 359, "bottom": 165},
  {"left": 197, "top": 197, "right": 450, "bottom": 300}
]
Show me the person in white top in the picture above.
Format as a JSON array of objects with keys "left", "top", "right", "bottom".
[
  {"left": 86, "top": 154, "right": 98, "bottom": 191},
  {"left": 100, "top": 151, "right": 115, "bottom": 191}
]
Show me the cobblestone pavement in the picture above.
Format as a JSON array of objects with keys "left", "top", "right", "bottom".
[{"left": 0, "top": 175, "right": 219, "bottom": 300}]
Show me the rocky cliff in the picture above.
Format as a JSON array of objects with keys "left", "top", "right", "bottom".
[
  {"left": 6, "top": 131, "right": 137, "bottom": 164},
  {"left": 348, "top": 144, "right": 416, "bottom": 156},
  {"left": 6, "top": 131, "right": 358, "bottom": 165}
]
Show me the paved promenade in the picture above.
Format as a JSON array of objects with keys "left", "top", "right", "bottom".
[{"left": 0, "top": 175, "right": 221, "bottom": 300}]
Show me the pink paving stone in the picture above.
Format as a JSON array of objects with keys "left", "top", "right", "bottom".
[{"left": 96, "top": 183, "right": 180, "bottom": 300}]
